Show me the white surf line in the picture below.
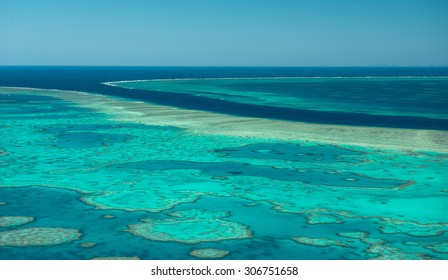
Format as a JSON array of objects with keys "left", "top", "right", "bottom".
[
  {"left": 103, "top": 77, "right": 448, "bottom": 121},
  {"left": 102, "top": 76, "right": 448, "bottom": 85},
  {"left": 2, "top": 86, "right": 447, "bottom": 153}
]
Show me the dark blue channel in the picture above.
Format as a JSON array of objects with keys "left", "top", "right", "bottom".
[{"left": 0, "top": 66, "right": 447, "bottom": 130}]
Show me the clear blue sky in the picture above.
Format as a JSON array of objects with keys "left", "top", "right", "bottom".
[{"left": 0, "top": 0, "right": 447, "bottom": 66}]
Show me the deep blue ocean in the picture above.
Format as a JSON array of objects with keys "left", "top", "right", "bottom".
[{"left": 0, "top": 66, "right": 447, "bottom": 129}]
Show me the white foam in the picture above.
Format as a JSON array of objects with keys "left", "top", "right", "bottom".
[{"left": 102, "top": 76, "right": 448, "bottom": 86}]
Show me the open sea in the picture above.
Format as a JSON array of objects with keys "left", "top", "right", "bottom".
[{"left": 0, "top": 67, "right": 447, "bottom": 259}]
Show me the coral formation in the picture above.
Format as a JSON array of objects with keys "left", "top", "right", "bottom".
[
  {"left": 129, "top": 209, "right": 252, "bottom": 244},
  {"left": 0, "top": 227, "right": 81, "bottom": 247},
  {"left": 189, "top": 248, "right": 230, "bottom": 259}
]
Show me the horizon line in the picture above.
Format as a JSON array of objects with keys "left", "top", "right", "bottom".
[{"left": 1, "top": 65, "right": 448, "bottom": 68}]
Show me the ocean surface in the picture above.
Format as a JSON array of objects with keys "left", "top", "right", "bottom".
[{"left": 0, "top": 67, "right": 447, "bottom": 259}]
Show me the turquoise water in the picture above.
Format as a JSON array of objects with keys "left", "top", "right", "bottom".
[{"left": 0, "top": 82, "right": 447, "bottom": 259}]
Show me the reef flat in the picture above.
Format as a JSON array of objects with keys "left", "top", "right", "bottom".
[
  {"left": 0, "top": 227, "right": 81, "bottom": 247},
  {"left": 3, "top": 87, "right": 446, "bottom": 152},
  {"left": 0, "top": 86, "right": 447, "bottom": 259},
  {"left": 0, "top": 216, "right": 34, "bottom": 228},
  {"left": 129, "top": 209, "right": 252, "bottom": 243},
  {"left": 189, "top": 248, "right": 230, "bottom": 259}
]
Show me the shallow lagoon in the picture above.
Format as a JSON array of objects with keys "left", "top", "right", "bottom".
[{"left": 0, "top": 81, "right": 447, "bottom": 259}]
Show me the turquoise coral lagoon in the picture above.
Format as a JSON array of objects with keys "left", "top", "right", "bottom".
[{"left": 0, "top": 68, "right": 447, "bottom": 260}]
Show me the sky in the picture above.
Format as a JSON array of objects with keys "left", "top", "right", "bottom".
[{"left": 0, "top": 0, "right": 447, "bottom": 66}]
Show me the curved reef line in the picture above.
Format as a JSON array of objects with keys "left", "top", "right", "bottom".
[
  {"left": 1, "top": 86, "right": 446, "bottom": 152},
  {"left": 103, "top": 76, "right": 448, "bottom": 85}
]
